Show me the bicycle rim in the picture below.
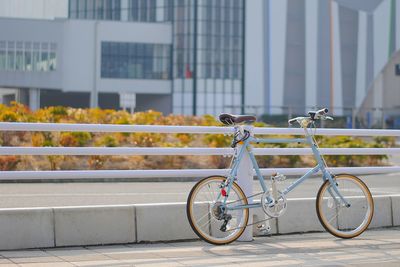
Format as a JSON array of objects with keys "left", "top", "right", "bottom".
[
  {"left": 187, "top": 176, "right": 249, "bottom": 245},
  {"left": 316, "top": 174, "right": 374, "bottom": 238}
]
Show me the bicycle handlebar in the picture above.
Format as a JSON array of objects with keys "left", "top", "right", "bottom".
[
  {"left": 317, "top": 108, "right": 328, "bottom": 116},
  {"left": 288, "top": 107, "right": 333, "bottom": 126},
  {"left": 288, "top": 118, "right": 298, "bottom": 125},
  {"left": 309, "top": 108, "right": 328, "bottom": 120}
]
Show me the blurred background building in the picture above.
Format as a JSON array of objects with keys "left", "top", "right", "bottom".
[
  {"left": 0, "top": 0, "right": 399, "bottom": 128},
  {"left": 0, "top": 0, "right": 244, "bottom": 116},
  {"left": 246, "top": 0, "right": 400, "bottom": 129}
]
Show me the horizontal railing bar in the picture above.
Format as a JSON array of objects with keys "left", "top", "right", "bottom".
[
  {"left": 0, "top": 147, "right": 399, "bottom": 156},
  {"left": 252, "top": 127, "right": 400, "bottom": 136},
  {"left": 0, "top": 147, "right": 232, "bottom": 156},
  {"left": 0, "top": 167, "right": 399, "bottom": 180},
  {"left": 0, "top": 123, "right": 232, "bottom": 134},
  {"left": 1, "top": 122, "right": 400, "bottom": 136},
  {"left": 255, "top": 148, "right": 400, "bottom": 155}
]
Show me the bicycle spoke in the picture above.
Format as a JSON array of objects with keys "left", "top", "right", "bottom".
[
  {"left": 187, "top": 176, "right": 249, "bottom": 244},
  {"left": 317, "top": 174, "right": 373, "bottom": 238}
]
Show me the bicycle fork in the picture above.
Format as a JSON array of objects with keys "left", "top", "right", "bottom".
[{"left": 323, "top": 169, "right": 351, "bottom": 208}]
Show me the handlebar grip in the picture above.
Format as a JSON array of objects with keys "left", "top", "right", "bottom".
[{"left": 316, "top": 108, "right": 328, "bottom": 116}]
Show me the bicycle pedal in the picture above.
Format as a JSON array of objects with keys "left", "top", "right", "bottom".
[
  {"left": 256, "top": 224, "right": 265, "bottom": 229},
  {"left": 272, "top": 173, "right": 286, "bottom": 182},
  {"left": 256, "top": 224, "right": 271, "bottom": 234}
]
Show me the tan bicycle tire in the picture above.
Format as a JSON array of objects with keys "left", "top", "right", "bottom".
[
  {"left": 186, "top": 176, "right": 249, "bottom": 245},
  {"left": 316, "top": 174, "right": 374, "bottom": 239}
]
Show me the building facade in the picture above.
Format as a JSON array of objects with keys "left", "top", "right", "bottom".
[
  {"left": 246, "top": 0, "right": 400, "bottom": 116},
  {"left": 1, "top": 0, "right": 399, "bottom": 119},
  {"left": 0, "top": 0, "right": 245, "bottom": 115}
]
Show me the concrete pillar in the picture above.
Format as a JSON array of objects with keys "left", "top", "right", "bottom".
[
  {"left": 29, "top": 88, "right": 40, "bottom": 110},
  {"left": 236, "top": 125, "right": 255, "bottom": 241},
  {"left": 90, "top": 92, "right": 98, "bottom": 108},
  {"left": 356, "top": 11, "right": 367, "bottom": 108}
]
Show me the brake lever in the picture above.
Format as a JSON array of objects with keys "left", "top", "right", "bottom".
[{"left": 288, "top": 118, "right": 297, "bottom": 125}]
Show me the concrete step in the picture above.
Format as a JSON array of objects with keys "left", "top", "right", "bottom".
[{"left": 0, "top": 195, "right": 398, "bottom": 250}]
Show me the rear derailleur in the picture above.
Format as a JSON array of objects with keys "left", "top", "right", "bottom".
[{"left": 212, "top": 201, "right": 232, "bottom": 232}]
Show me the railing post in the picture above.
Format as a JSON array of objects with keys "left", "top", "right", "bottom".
[{"left": 236, "top": 125, "right": 255, "bottom": 241}]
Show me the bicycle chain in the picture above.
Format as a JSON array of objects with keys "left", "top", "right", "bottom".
[
  {"left": 224, "top": 191, "right": 273, "bottom": 232},
  {"left": 226, "top": 216, "right": 273, "bottom": 232}
]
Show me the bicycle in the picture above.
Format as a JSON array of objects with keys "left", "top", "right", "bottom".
[{"left": 186, "top": 108, "right": 374, "bottom": 245}]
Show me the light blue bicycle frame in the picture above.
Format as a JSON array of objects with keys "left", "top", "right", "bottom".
[{"left": 223, "top": 126, "right": 350, "bottom": 211}]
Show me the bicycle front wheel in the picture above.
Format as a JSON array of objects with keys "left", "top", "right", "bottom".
[
  {"left": 186, "top": 176, "right": 249, "bottom": 245},
  {"left": 316, "top": 174, "right": 374, "bottom": 238}
]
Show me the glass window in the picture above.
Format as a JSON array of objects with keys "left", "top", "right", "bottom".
[
  {"left": 95, "top": 0, "right": 104, "bottom": 19},
  {"left": 0, "top": 41, "right": 6, "bottom": 70},
  {"left": 101, "top": 41, "right": 171, "bottom": 80},
  {"left": 7, "top": 41, "right": 15, "bottom": 71},
  {"left": 78, "top": 0, "right": 86, "bottom": 18},
  {"left": 129, "top": 43, "right": 136, "bottom": 56},
  {"left": 24, "top": 42, "right": 32, "bottom": 71},
  {"left": 137, "top": 43, "right": 144, "bottom": 55},
  {"left": 104, "top": 0, "right": 111, "bottom": 19},
  {"left": 140, "top": 0, "right": 148, "bottom": 21},
  {"left": 87, "top": 0, "right": 95, "bottom": 19},
  {"left": 69, "top": 0, "right": 78, "bottom": 18},
  {"left": 32, "top": 42, "right": 40, "bottom": 71},
  {"left": 15, "top": 42, "right": 24, "bottom": 71},
  {"left": 69, "top": 0, "right": 173, "bottom": 22},
  {"left": 112, "top": 0, "right": 121, "bottom": 20},
  {"left": 149, "top": 0, "right": 156, "bottom": 21},
  {"left": 40, "top": 43, "right": 49, "bottom": 71},
  {"left": 49, "top": 43, "right": 57, "bottom": 71},
  {"left": 128, "top": 0, "right": 139, "bottom": 21}
]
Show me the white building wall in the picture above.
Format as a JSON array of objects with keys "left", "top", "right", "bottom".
[
  {"left": 0, "top": 18, "right": 172, "bottom": 96},
  {"left": 62, "top": 20, "right": 96, "bottom": 93},
  {"left": 0, "top": 18, "right": 64, "bottom": 89},
  {"left": 94, "top": 20, "right": 172, "bottom": 95},
  {"left": 305, "top": 0, "right": 318, "bottom": 111},
  {"left": 0, "top": 0, "right": 68, "bottom": 19},
  {"left": 244, "top": 0, "right": 264, "bottom": 115},
  {"left": 373, "top": 0, "right": 391, "bottom": 76},
  {"left": 269, "top": 0, "right": 287, "bottom": 114},
  {"left": 356, "top": 11, "right": 368, "bottom": 108},
  {"left": 332, "top": 1, "right": 343, "bottom": 115},
  {"left": 396, "top": 0, "right": 400, "bottom": 50}
]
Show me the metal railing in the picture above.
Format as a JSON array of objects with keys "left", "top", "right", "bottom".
[{"left": 0, "top": 122, "right": 400, "bottom": 181}]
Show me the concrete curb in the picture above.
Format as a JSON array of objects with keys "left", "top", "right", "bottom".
[{"left": 0, "top": 195, "right": 398, "bottom": 250}]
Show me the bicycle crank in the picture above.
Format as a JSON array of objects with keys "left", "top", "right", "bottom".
[{"left": 261, "top": 191, "right": 287, "bottom": 218}]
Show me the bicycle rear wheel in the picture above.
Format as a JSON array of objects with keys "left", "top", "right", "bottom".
[
  {"left": 316, "top": 174, "right": 374, "bottom": 238},
  {"left": 186, "top": 176, "right": 249, "bottom": 245}
]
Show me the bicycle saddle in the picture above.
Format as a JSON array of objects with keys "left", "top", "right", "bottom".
[{"left": 219, "top": 113, "right": 257, "bottom": 125}]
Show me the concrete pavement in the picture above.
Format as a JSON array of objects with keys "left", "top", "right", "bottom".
[
  {"left": 0, "top": 227, "right": 399, "bottom": 266},
  {"left": 0, "top": 173, "right": 399, "bottom": 208}
]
